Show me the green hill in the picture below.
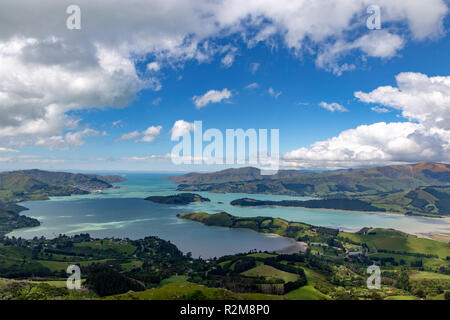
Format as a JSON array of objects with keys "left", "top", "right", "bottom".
[
  {"left": 105, "top": 282, "right": 283, "bottom": 300},
  {"left": 361, "top": 186, "right": 450, "bottom": 216},
  {"left": 0, "top": 203, "right": 39, "bottom": 235},
  {"left": 3, "top": 169, "right": 125, "bottom": 192},
  {"left": 340, "top": 228, "right": 450, "bottom": 259},
  {"left": 230, "top": 186, "right": 450, "bottom": 216},
  {"left": 178, "top": 212, "right": 339, "bottom": 243},
  {"left": 146, "top": 193, "right": 210, "bottom": 204},
  {"left": 179, "top": 212, "right": 450, "bottom": 260}
]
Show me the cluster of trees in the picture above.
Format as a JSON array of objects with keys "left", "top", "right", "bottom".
[
  {"left": 0, "top": 234, "right": 203, "bottom": 292},
  {"left": 284, "top": 278, "right": 308, "bottom": 294},
  {"left": 84, "top": 264, "right": 146, "bottom": 297},
  {"left": 233, "top": 258, "right": 256, "bottom": 273},
  {"left": 209, "top": 275, "right": 284, "bottom": 295},
  {"left": 377, "top": 249, "right": 438, "bottom": 259}
]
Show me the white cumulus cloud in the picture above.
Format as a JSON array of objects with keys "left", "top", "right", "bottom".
[
  {"left": 193, "top": 89, "right": 232, "bottom": 108},
  {"left": 319, "top": 102, "right": 348, "bottom": 112},
  {"left": 115, "top": 126, "right": 162, "bottom": 143},
  {"left": 283, "top": 122, "right": 450, "bottom": 168},
  {"left": 355, "top": 72, "right": 450, "bottom": 130},
  {"left": 0, "top": 0, "right": 448, "bottom": 150},
  {"left": 137, "top": 126, "right": 163, "bottom": 142},
  {"left": 284, "top": 72, "right": 450, "bottom": 169},
  {"left": 171, "top": 120, "right": 195, "bottom": 140}
]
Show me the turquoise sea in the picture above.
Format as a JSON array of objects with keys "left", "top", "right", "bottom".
[{"left": 8, "top": 173, "right": 450, "bottom": 258}]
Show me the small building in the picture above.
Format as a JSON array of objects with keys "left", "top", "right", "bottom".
[{"left": 310, "top": 242, "right": 328, "bottom": 247}]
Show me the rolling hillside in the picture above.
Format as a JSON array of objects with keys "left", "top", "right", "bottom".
[{"left": 360, "top": 186, "right": 450, "bottom": 216}]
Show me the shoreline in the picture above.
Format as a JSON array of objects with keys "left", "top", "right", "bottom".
[
  {"left": 230, "top": 203, "right": 443, "bottom": 218},
  {"left": 9, "top": 180, "right": 450, "bottom": 246},
  {"left": 416, "top": 232, "right": 450, "bottom": 243},
  {"left": 241, "top": 229, "right": 309, "bottom": 255},
  {"left": 337, "top": 223, "right": 450, "bottom": 243},
  {"left": 185, "top": 187, "right": 446, "bottom": 218},
  {"left": 3, "top": 184, "right": 123, "bottom": 238},
  {"left": 275, "top": 236, "right": 309, "bottom": 254},
  {"left": 179, "top": 211, "right": 450, "bottom": 247}
]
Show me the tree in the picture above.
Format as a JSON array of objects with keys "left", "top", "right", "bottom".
[
  {"left": 414, "top": 288, "right": 425, "bottom": 298},
  {"left": 371, "top": 292, "right": 383, "bottom": 300},
  {"left": 445, "top": 291, "right": 450, "bottom": 300},
  {"left": 397, "top": 270, "right": 410, "bottom": 291},
  {"left": 85, "top": 265, "right": 145, "bottom": 296}
]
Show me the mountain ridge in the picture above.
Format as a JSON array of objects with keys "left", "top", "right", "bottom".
[
  {"left": 170, "top": 162, "right": 450, "bottom": 198},
  {"left": 169, "top": 162, "right": 450, "bottom": 216}
]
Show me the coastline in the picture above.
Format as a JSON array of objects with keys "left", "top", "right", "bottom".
[
  {"left": 178, "top": 210, "right": 450, "bottom": 248},
  {"left": 2, "top": 183, "right": 123, "bottom": 237},
  {"left": 275, "top": 236, "right": 309, "bottom": 254},
  {"left": 230, "top": 203, "right": 443, "bottom": 218},
  {"left": 417, "top": 232, "right": 450, "bottom": 243},
  {"left": 336, "top": 218, "right": 450, "bottom": 243},
  {"left": 8, "top": 176, "right": 450, "bottom": 249}
]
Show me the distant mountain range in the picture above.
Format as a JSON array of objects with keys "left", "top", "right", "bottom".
[
  {"left": 169, "top": 166, "right": 304, "bottom": 185},
  {"left": 0, "top": 169, "right": 125, "bottom": 235},
  {"left": 169, "top": 162, "right": 450, "bottom": 216}
]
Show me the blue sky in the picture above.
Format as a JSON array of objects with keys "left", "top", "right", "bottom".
[{"left": 1, "top": 0, "right": 450, "bottom": 172}]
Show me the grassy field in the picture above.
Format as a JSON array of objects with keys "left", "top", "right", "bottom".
[
  {"left": 28, "top": 279, "right": 87, "bottom": 288},
  {"left": 246, "top": 253, "right": 277, "bottom": 259},
  {"left": 159, "top": 275, "right": 189, "bottom": 286},
  {"left": 409, "top": 271, "right": 450, "bottom": 280},
  {"left": 0, "top": 278, "right": 94, "bottom": 300},
  {"left": 284, "top": 267, "right": 331, "bottom": 300},
  {"left": 242, "top": 265, "right": 299, "bottom": 283},
  {"left": 384, "top": 295, "right": 419, "bottom": 300},
  {"left": 105, "top": 282, "right": 283, "bottom": 300},
  {"left": 37, "top": 259, "right": 111, "bottom": 272},
  {"left": 370, "top": 252, "right": 447, "bottom": 271},
  {"left": 120, "top": 259, "right": 144, "bottom": 271},
  {"left": 285, "top": 285, "right": 329, "bottom": 300},
  {"left": 340, "top": 228, "right": 450, "bottom": 259},
  {"left": 238, "top": 264, "right": 331, "bottom": 300}
]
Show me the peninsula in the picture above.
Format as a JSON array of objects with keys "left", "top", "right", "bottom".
[{"left": 146, "top": 193, "right": 210, "bottom": 205}]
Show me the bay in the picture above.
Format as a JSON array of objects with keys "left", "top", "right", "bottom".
[{"left": 8, "top": 173, "right": 450, "bottom": 258}]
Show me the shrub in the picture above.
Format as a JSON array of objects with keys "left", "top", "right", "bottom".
[
  {"left": 85, "top": 265, "right": 145, "bottom": 297},
  {"left": 445, "top": 291, "right": 450, "bottom": 300}
]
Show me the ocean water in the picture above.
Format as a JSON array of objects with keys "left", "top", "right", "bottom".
[{"left": 8, "top": 173, "right": 450, "bottom": 257}]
